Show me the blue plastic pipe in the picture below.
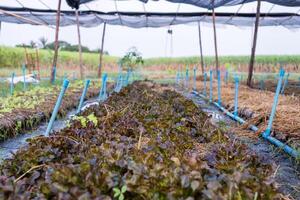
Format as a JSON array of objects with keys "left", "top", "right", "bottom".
[
  {"left": 203, "top": 72, "right": 207, "bottom": 97},
  {"left": 51, "top": 66, "right": 57, "bottom": 84},
  {"left": 185, "top": 68, "right": 189, "bottom": 89},
  {"left": 234, "top": 76, "right": 239, "bottom": 117},
  {"left": 10, "top": 72, "right": 15, "bottom": 95},
  {"left": 280, "top": 73, "right": 289, "bottom": 94},
  {"left": 260, "top": 79, "right": 265, "bottom": 90},
  {"left": 99, "top": 73, "right": 108, "bottom": 101},
  {"left": 225, "top": 70, "right": 229, "bottom": 85},
  {"left": 262, "top": 68, "right": 285, "bottom": 137},
  {"left": 209, "top": 70, "right": 213, "bottom": 102},
  {"left": 76, "top": 79, "right": 90, "bottom": 114},
  {"left": 217, "top": 70, "right": 222, "bottom": 105},
  {"left": 45, "top": 79, "right": 69, "bottom": 136},
  {"left": 22, "top": 64, "right": 26, "bottom": 91},
  {"left": 193, "top": 66, "right": 196, "bottom": 91}
]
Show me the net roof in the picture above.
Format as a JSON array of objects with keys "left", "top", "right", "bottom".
[
  {"left": 67, "top": 0, "right": 300, "bottom": 9},
  {"left": 0, "top": 6, "right": 300, "bottom": 28},
  {"left": 0, "top": 0, "right": 300, "bottom": 28}
]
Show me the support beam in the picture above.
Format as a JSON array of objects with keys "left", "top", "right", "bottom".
[
  {"left": 76, "top": 9, "right": 84, "bottom": 79},
  {"left": 197, "top": 21, "right": 204, "bottom": 74},
  {"left": 247, "top": 0, "right": 261, "bottom": 87},
  {"left": 51, "top": 0, "right": 62, "bottom": 83},
  {"left": 211, "top": 0, "right": 219, "bottom": 74},
  {"left": 98, "top": 22, "right": 107, "bottom": 78}
]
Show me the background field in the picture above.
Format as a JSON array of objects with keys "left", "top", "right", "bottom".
[{"left": 0, "top": 45, "right": 299, "bottom": 81}]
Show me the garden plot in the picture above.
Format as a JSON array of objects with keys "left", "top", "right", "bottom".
[
  {"left": 193, "top": 79, "right": 300, "bottom": 151},
  {"left": 0, "top": 81, "right": 102, "bottom": 142},
  {"left": 0, "top": 81, "right": 289, "bottom": 199}
]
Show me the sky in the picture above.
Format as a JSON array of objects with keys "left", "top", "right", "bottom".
[{"left": 0, "top": 0, "right": 300, "bottom": 58}]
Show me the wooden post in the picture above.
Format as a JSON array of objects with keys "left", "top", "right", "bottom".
[
  {"left": 98, "top": 22, "right": 107, "bottom": 78},
  {"left": 197, "top": 21, "right": 204, "bottom": 74},
  {"left": 212, "top": 0, "right": 219, "bottom": 74},
  {"left": 76, "top": 9, "right": 84, "bottom": 79},
  {"left": 247, "top": 0, "right": 261, "bottom": 87},
  {"left": 51, "top": 0, "right": 62, "bottom": 83}
]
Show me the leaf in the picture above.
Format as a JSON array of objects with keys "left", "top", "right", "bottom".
[
  {"left": 121, "top": 185, "right": 127, "bottom": 193},
  {"left": 119, "top": 194, "right": 124, "bottom": 200},
  {"left": 113, "top": 188, "right": 121, "bottom": 197}
]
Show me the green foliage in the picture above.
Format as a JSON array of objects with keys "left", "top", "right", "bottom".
[
  {"left": 0, "top": 45, "right": 118, "bottom": 69},
  {"left": 113, "top": 185, "right": 127, "bottom": 200},
  {"left": 143, "top": 55, "right": 300, "bottom": 66},
  {"left": 120, "top": 47, "right": 144, "bottom": 71},
  {"left": 71, "top": 113, "right": 98, "bottom": 128}
]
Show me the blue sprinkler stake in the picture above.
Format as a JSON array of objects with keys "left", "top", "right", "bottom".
[
  {"left": 185, "top": 68, "right": 189, "bottom": 90},
  {"left": 22, "top": 64, "right": 26, "bottom": 91},
  {"left": 262, "top": 68, "right": 285, "bottom": 138},
  {"left": 125, "top": 71, "right": 130, "bottom": 86},
  {"left": 77, "top": 79, "right": 90, "bottom": 114},
  {"left": 209, "top": 70, "right": 213, "bottom": 102},
  {"left": 52, "top": 66, "right": 57, "bottom": 84},
  {"left": 225, "top": 70, "right": 229, "bottom": 85},
  {"left": 99, "top": 73, "right": 108, "bottom": 101},
  {"left": 193, "top": 66, "right": 196, "bottom": 91},
  {"left": 175, "top": 72, "right": 179, "bottom": 86},
  {"left": 45, "top": 79, "right": 70, "bottom": 136},
  {"left": 10, "top": 72, "right": 15, "bottom": 96},
  {"left": 260, "top": 79, "right": 265, "bottom": 90},
  {"left": 217, "top": 70, "right": 222, "bottom": 105},
  {"left": 280, "top": 73, "right": 289, "bottom": 94},
  {"left": 234, "top": 76, "right": 239, "bottom": 118},
  {"left": 203, "top": 72, "right": 207, "bottom": 97}
]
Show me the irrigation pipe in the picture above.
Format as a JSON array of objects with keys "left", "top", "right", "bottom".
[{"left": 190, "top": 70, "right": 299, "bottom": 159}]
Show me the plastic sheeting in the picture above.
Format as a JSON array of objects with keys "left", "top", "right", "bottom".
[
  {"left": 1, "top": 7, "right": 300, "bottom": 28},
  {"left": 66, "top": 0, "right": 300, "bottom": 9}
]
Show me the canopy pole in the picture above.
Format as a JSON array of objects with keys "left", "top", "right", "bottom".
[
  {"left": 247, "top": 0, "right": 261, "bottom": 87},
  {"left": 98, "top": 22, "right": 107, "bottom": 78},
  {"left": 51, "top": 0, "right": 62, "bottom": 83},
  {"left": 212, "top": 0, "right": 219, "bottom": 74},
  {"left": 76, "top": 9, "right": 84, "bottom": 79},
  {"left": 197, "top": 21, "right": 204, "bottom": 74}
]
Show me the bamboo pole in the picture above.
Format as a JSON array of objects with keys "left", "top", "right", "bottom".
[
  {"left": 76, "top": 9, "right": 84, "bottom": 79},
  {"left": 51, "top": 0, "right": 62, "bottom": 83},
  {"left": 197, "top": 21, "right": 204, "bottom": 74},
  {"left": 247, "top": 0, "right": 261, "bottom": 87},
  {"left": 212, "top": 0, "right": 219, "bottom": 74},
  {"left": 98, "top": 22, "right": 107, "bottom": 78}
]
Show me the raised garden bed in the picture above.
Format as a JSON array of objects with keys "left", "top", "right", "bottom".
[{"left": 0, "top": 81, "right": 284, "bottom": 199}]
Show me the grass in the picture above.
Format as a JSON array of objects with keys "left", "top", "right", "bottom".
[
  {"left": 0, "top": 45, "right": 118, "bottom": 69},
  {"left": 143, "top": 55, "right": 300, "bottom": 66}
]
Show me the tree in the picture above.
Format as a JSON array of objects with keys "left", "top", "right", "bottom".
[
  {"left": 30, "top": 40, "right": 37, "bottom": 48},
  {"left": 119, "top": 47, "right": 144, "bottom": 71},
  {"left": 39, "top": 37, "right": 48, "bottom": 49}
]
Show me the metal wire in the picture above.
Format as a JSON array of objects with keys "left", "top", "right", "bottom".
[
  {"left": 114, "top": 0, "right": 123, "bottom": 25},
  {"left": 14, "top": 0, "right": 52, "bottom": 27}
]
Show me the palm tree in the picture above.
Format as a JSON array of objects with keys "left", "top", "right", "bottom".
[
  {"left": 30, "top": 40, "right": 37, "bottom": 48},
  {"left": 39, "top": 37, "right": 48, "bottom": 49}
]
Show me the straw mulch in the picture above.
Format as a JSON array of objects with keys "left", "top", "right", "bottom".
[{"left": 194, "top": 80, "right": 300, "bottom": 146}]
